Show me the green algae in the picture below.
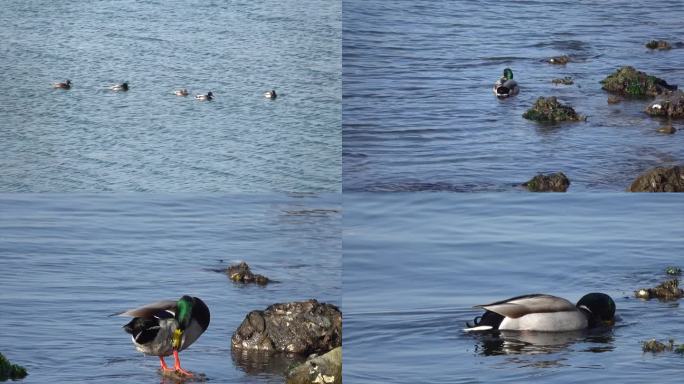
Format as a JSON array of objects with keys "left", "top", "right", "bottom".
[
  {"left": 522, "top": 172, "right": 570, "bottom": 192},
  {"left": 522, "top": 97, "right": 584, "bottom": 123},
  {"left": 0, "top": 353, "right": 27, "bottom": 381},
  {"left": 600, "top": 66, "right": 676, "bottom": 97}
]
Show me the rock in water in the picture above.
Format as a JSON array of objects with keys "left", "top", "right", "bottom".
[
  {"left": 0, "top": 353, "right": 27, "bottom": 381},
  {"left": 635, "top": 279, "right": 684, "bottom": 300},
  {"left": 547, "top": 55, "right": 570, "bottom": 64},
  {"left": 657, "top": 125, "right": 676, "bottom": 134},
  {"left": 522, "top": 172, "right": 570, "bottom": 192},
  {"left": 646, "top": 90, "right": 684, "bottom": 119},
  {"left": 286, "top": 347, "right": 342, "bottom": 384},
  {"left": 522, "top": 97, "right": 583, "bottom": 123},
  {"left": 551, "top": 76, "right": 574, "bottom": 85},
  {"left": 645, "top": 40, "right": 672, "bottom": 50},
  {"left": 600, "top": 66, "right": 676, "bottom": 97},
  {"left": 226, "top": 261, "right": 270, "bottom": 285},
  {"left": 628, "top": 166, "right": 684, "bottom": 192},
  {"left": 231, "top": 299, "right": 341, "bottom": 354}
]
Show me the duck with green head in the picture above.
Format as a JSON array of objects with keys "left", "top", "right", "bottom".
[
  {"left": 493, "top": 68, "right": 519, "bottom": 98},
  {"left": 115, "top": 295, "right": 210, "bottom": 376},
  {"left": 464, "top": 293, "right": 615, "bottom": 332}
]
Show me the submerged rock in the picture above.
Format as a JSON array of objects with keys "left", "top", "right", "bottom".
[
  {"left": 642, "top": 339, "right": 676, "bottom": 353},
  {"left": 646, "top": 90, "right": 684, "bottom": 118},
  {"left": 522, "top": 97, "right": 584, "bottom": 123},
  {"left": 547, "top": 55, "right": 570, "bottom": 65},
  {"left": 634, "top": 279, "right": 684, "bottom": 300},
  {"left": 628, "top": 165, "right": 684, "bottom": 192},
  {"left": 0, "top": 353, "right": 27, "bottom": 381},
  {"left": 286, "top": 347, "right": 342, "bottom": 384},
  {"left": 607, "top": 95, "right": 622, "bottom": 104},
  {"left": 231, "top": 299, "right": 341, "bottom": 355},
  {"left": 522, "top": 172, "right": 570, "bottom": 192},
  {"left": 600, "top": 66, "right": 676, "bottom": 97},
  {"left": 657, "top": 125, "right": 676, "bottom": 134},
  {"left": 226, "top": 261, "right": 270, "bottom": 285},
  {"left": 645, "top": 40, "right": 672, "bottom": 50},
  {"left": 665, "top": 266, "right": 682, "bottom": 276},
  {"left": 551, "top": 76, "right": 574, "bottom": 85}
]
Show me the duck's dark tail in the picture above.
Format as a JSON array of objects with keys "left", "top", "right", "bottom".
[{"left": 464, "top": 310, "right": 504, "bottom": 332}]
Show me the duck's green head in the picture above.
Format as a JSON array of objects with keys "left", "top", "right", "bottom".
[
  {"left": 578, "top": 292, "right": 616, "bottom": 328},
  {"left": 503, "top": 68, "right": 514, "bottom": 80},
  {"left": 172, "top": 295, "right": 194, "bottom": 349}
]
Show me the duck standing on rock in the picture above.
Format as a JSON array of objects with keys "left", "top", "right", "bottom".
[
  {"left": 493, "top": 68, "right": 519, "bottom": 98},
  {"left": 464, "top": 293, "right": 615, "bottom": 332},
  {"left": 114, "top": 295, "right": 210, "bottom": 377}
]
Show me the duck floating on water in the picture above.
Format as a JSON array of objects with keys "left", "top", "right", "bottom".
[
  {"left": 464, "top": 293, "right": 615, "bottom": 332},
  {"left": 195, "top": 91, "right": 213, "bottom": 101},
  {"left": 174, "top": 88, "right": 189, "bottom": 96},
  {"left": 52, "top": 79, "right": 71, "bottom": 89},
  {"left": 264, "top": 89, "right": 277, "bottom": 99},
  {"left": 114, "top": 295, "right": 210, "bottom": 376},
  {"left": 493, "top": 68, "right": 519, "bottom": 98},
  {"left": 110, "top": 82, "right": 129, "bottom": 91}
]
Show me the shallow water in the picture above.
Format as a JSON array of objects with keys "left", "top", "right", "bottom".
[
  {"left": 0, "top": 0, "right": 340, "bottom": 192},
  {"left": 343, "top": 0, "right": 684, "bottom": 191},
  {"left": 343, "top": 193, "right": 684, "bottom": 383},
  {"left": 0, "top": 194, "right": 341, "bottom": 383}
]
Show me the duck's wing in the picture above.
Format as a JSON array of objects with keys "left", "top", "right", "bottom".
[
  {"left": 112, "top": 300, "right": 178, "bottom": 318},
  {"left": 475, "top": 294, "right": 576, "bottom": 318}
]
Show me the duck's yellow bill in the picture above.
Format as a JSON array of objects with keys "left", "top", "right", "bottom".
[{"left": 172, "top": 329, "right": 183, "bottom": 349}]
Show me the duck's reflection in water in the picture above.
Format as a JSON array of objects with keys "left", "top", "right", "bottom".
[{"left": 471, "top": 329, "right": 615, "bottom": 356}]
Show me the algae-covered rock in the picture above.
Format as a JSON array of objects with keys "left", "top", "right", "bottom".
[
  {"left": 634, "top": 279, "right": 684, "bottom": 300},
  {"left": 522, "top": 97, "right": 584, "bottom": 123},
  {"left": 645, "top": 40, "right": 672, "bottom": 50},
  {"left": 665, "top": 266, "right": 682, "bottom": 276},
  {"left": 226, "top": 261, "right": 270, "bottom": 285},
  {"left": 547, "top": 55, "right": 570, "bottom": 65},
  {"left": 0, "top": 353, "right": 27, "bottom": 381},
  {"left": 642, "top": 339, "right": 675, "bottom": 353},
  {"left": 286, "top": 347, "right": 342, "bottom": 384},
  {"left": 552, "top": 76, "right": 574, "bottom": 85},
  {"left": 159, "top": 369, "right": 207, "bottom": 382},
  {"left": 522, "top": 172, "right": 570, "bottom": 192},
  {"left": 628, "top": 165, "right": 684, "bottom": 192},
  {"left": 600, "top": 66, "right": 676, "bottom": 97},
  {"left": 231, "top": 299, "right": 341, "bottom": 355},
  {"left": 646, "top": 90, "right": 684, "bottom": 118}
]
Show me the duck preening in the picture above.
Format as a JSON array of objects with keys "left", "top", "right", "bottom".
[
  {"left": 464, "top": 293, "right": 615, "bottom": 332},
  {"left": 110, "top": 82, "right": 129, "bottom": 91},
  {"left": 264, "top": 89, "right": 277, "bottom": 99},
  {"left": 493, "top": 68, "right": 519, "bottom": 98},
  {"left": 114, "top": 295, "right": 210, "bottom": 376},
  {"left": 195, "top": 91, "right": 213, "bottom": 101},
  {"left": 52, "top": 79, "right": 71, "bottom": 89}
]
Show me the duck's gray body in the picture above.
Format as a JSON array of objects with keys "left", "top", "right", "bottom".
[
  {"left": 493, "top": 79, "right": 519, "bottom": 98},
  {"left": 118, "top": 298, "right": 210, "bottom": 357}
]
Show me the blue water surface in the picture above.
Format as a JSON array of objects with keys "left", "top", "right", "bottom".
[
  {"left": 344, "top": 0, "right": 684, "bottom": 191},
  {"left": 0, "top": 0, "right": 340, "bottom": 192},
  {"left": 0, "top": 194, "right": 341, "bottom": 383},
  {"left": 344, "top": 193, "right": 684, "bottom": 383}
]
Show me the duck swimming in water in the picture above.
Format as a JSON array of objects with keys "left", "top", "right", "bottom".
[
  {"left": 264, "top": 89, "right": 277, "bottom": 99},
  {"left": 115, "top": 295, "right": 210, "bottom": 376},
  {"left": 464, "top": 293, "right": 615, "bottom": 332},
  {"left": 493, "top": 68, "right": 519, "bottom": 98},
  {"left": 195, "top": 91, "right": 213, "bottom": 101},
  {"left": 174, "top": 88, "right": 189, "bottom": 96},
  {"left": 110, "top": 82, "right": 129, "bottom": 91},
  {"left": 52, "top": 79, "right": 71, "bottom": 89}
]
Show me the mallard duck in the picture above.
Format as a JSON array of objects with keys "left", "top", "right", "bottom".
[
  {"left": 264, "top": 89, "right": 277, "bottom": 99},
  {"left": 493, "top": 68, "right": 519, "bottom": 98},
  {"left": 174, "top": 89, "right": 189, "bottom": 96},
  {"left": 115, "top": 295, "right": 210, "bottom": 376},
  {"left": 195, "top": 91, "right": 213, "bottom": 101},
  {"left": 464, "top": 293, "right": 615, "bottom": 332},
  {"left": 52, "top": 79, "right": 71, "bottom": 89},
  {"left": 110, "top": 82, "right": 129, "bottom": 91}
]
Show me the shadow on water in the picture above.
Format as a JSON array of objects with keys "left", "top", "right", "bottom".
[
  {"left": 230, "top": 349, "right": 305, "bottom": 377},
  {"left": 467, "top": 329, "right": 615, "bottom": 357}
]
